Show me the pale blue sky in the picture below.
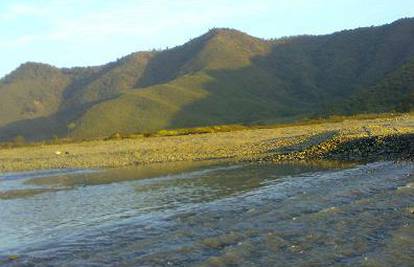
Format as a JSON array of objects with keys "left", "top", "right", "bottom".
[{"left": 1, "top": 0, "right": 413, "bottom": 78}]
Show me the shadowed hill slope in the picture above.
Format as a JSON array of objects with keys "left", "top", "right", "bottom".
[
  {"left": 1, "top": 18, "right": 414, "bottom": 140},
  {"left": 337, "top": 59, "right": 414, "bottom": 114}
]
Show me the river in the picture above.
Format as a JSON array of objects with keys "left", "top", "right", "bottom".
[{"left": 0, "top": 160, "right": 413, "bottom": 266}]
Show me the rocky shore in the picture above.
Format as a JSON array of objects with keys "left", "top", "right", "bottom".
[
  {"left": 0, "top": 114, "right": 413, "bottom": 172},
  {"left": 263, "top": 132, "right": 414, "bottom": 162}
]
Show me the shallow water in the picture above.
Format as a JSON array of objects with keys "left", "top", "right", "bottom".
[{"left": 0, "top": 160, "right": 413, "bottom": 266}]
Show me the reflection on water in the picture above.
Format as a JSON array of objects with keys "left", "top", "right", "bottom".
[{"left": 0, "top": 160, "right": 413, "bottom": 266}]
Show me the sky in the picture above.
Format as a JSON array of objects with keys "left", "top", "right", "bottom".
[{"left": 1, "top": 0, "right": 413, "bottom": 78}]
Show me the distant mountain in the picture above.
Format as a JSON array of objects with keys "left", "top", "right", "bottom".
[{"left": 1, "top": 18, "right": 414, "bottom": 141}]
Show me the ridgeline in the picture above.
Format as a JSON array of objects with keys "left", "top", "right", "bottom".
[{"left": 0, "top": 18, "right": 414, "bottom": 141}]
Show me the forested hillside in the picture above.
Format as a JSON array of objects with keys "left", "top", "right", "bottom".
[{"left": 1, "top": 18, "right": 413, "bottom": 141}]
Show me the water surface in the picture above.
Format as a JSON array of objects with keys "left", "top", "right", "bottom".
[{"left": 0, "top": 160, "right": 413, "bottom": 266}]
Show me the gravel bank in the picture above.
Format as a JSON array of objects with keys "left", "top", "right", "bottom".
[{"left": 1, "top": 114, "right": 413, "bottom": 172}]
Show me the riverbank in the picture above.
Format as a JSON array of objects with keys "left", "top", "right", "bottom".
[{"left": 1, "top": 114, "right": 413, "bottom": 172}]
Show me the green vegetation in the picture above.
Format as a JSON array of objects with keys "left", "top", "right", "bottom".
[
  {"left": 337, "top": 59, "right": 414, "bottom": 114},
  {"left": 0, "top": 18, "right": 414, "bottom": 141}
]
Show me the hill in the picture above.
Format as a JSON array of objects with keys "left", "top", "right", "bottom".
[{"left": 1, "top": 18, "right": 414, "bottom": 141}]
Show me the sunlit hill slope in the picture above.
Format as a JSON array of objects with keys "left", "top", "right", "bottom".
[{"left": 1, "top": 18, "right": 414, "bottom": 140}]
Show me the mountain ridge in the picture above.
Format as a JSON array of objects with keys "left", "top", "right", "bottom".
[{"left": 1, "top": 18, "right": 414, "bottom": 141}]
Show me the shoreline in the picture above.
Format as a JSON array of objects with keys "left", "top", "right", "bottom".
[{"left": 1, "top": 114, "right": 413, "bottom": 173}]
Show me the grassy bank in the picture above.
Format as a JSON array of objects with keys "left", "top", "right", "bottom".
[{"left": 0, "top": 114, "right": 413, "bottom": 172}]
